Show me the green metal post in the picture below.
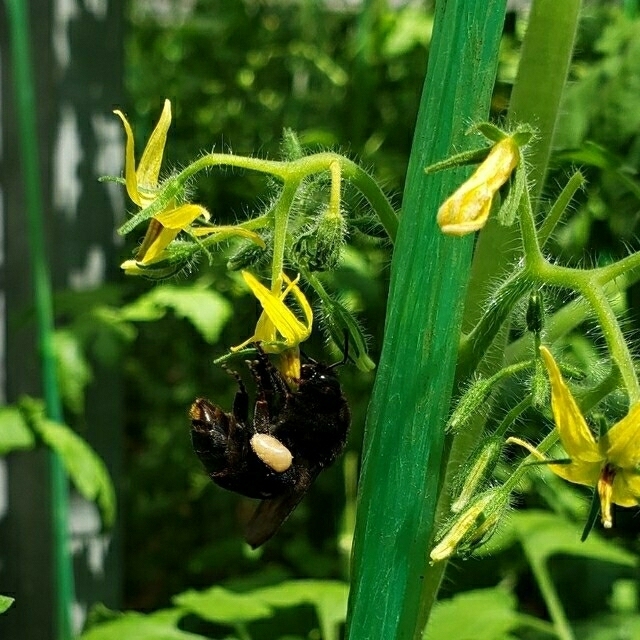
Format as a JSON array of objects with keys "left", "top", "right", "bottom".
[{"left": 4, "top": 0, "right": 75, "bottom": 638}]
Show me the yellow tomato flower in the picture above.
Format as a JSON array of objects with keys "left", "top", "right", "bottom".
[
  {"left": 437, "top": 137, "right": 519, "bottom": 236},
  {"left": 232, "top": 271, "right": 313, "bottom": 355},
  {"left": 516, "top": 346, "right": 640, "bottom": 529},
  {"left": 114, "top": 98, "right": 171, "bottom": 208},
  {"left": 114, "top": 99, "right": 210, "bottom": 265}
]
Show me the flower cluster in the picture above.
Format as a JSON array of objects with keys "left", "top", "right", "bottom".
[
  {"left": 111, "top": 100, "right": 393, "bottom": 375},
  {"left": 427, "top": 123, "right": 640, "bottom": 562}
]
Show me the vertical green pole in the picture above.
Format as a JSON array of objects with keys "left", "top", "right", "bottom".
[
  {"left": 346, "top": 2, "right": 507, "bottom": 639},
  {"left": 4, "top": 0, "right": 75, "bottom": 638}
]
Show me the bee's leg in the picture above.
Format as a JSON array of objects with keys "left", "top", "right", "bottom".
[
  {"left": 247, "top": 357, "right": 276, "bottom": 406},
  {"left": 254, "top": 345, "right": 289, "bottom": 397},
  {"left": 224, "top": 366, "right": 249, "bottom": 425},
  {"left": 253, "top": 398, "right": 273, "bottom": 433}
]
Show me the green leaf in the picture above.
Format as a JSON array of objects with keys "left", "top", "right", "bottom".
[
  {"left": 512, "top": 511, "right": 637, "bottom": 568},
  {"left": 80, "top": 608, "right": 206, "bottom": 640},
  {"left": 54, "top": 330, "right": 93, "bottom": 414},
  {"left": 34, "top": 418, "right": 116, "bottom": 529},
  {"left": 173, "top": 585, "right": 274, "bottom": 625},
  {"left": 424, "top": 588, "right": 546, "bottom": 640},
  {"left": 255, "top": 580, "right": 348, "bottom": 640},
  {"left": 122, "top": 285, "right": 232, "bottom": 344},
  {"left": 0, "top": 595, "right": 15, "bottom": 614},
  {"left": 573, "top": 613, "right": 640, "bottom": 640},
  {"left": 0, "top": 406, "right": 35, "bottom": 455},
  {"left": 382, "top": 7, "right": 433, "bottom": 58},
  {"left": 172, "top": 581, "right": 348, "bottom": 640}
]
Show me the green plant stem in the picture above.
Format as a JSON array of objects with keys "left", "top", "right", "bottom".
[
  {"left": 346, "top": 2, "right": 508, "bottom": 638},
  {"left": 526, "top": 552, "right": 576, "bottom": 640},
  {"left": 594, "top": 250, "right": 640, "bottom": 285},
  {"left": 493, "top": 396, "right": 532, "bottom": 439},
  {"left": 270, "top": 180, "right": 300, "bottom": 285},
  {"left": 527, "top": 255, "right": 640, "bottom": 402},
  {"left": 117, "top": 152, "right": 398, "bottom": 243},
  {"left": 537, "top": 171, "right": 585, "bottom": 248},
  {"left": 579, "top": 282, "right": 640, "bottom": 403}
]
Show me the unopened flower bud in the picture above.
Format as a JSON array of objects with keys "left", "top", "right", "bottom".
[
  {"left": 318, "top": 297, "right": 374, "bottom": 372},
  {"left": 431, "top": 489, "right": 510, "bottom": 563},
  {"left": 451, "top": 437, "right": 504, "bottom": 513},
  {"left": 227, "top": 231, "right": 271, "bottom": 271},
  {"left": 447, "top": 377, "right": 494, "bottom": 433},
  {"left": 437, "top": 137, "right": 519, "bottom": 236},
  {"left": 295, "top": 207, "right": 347, "bottom": 272},
  {"left": 526, "top": 290, "right": 545, "bottom": 336},
  {"left": 280, "top": 127, "right": 304, "bottom": 161},
  {"left": 121, "top": 258, "right": 180, "bottom": 279}
]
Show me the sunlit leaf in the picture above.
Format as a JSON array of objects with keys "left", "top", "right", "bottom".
[
  {"left": 512, "top": 511, "right": 637, "bottom": 568},
  {"left": 256, "top": 580, "right": 348, "bottom": 640},
  {"left": 173, "top": 585, "right": 273, "bottom": 624},
  {"left": 80, "top": 608, "right": 205, "bottom": 640},
  {"left": 122, "top": 285, "right": 232, "bottom": 344},
  {"left": 0, "top": 595, "right": 15, "bottom": 614},
  {"left": 34, "top": 418, "right": 116, "bottom": 529},
  {"left": 424, "top": 588, "right": 546, "bottom": 640},
  {"left": 0, "top": 406, "right": 35, "bottom": 455}
]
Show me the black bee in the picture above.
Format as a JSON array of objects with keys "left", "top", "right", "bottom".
[{"left": 190, "top": 349, "right": 350, "bottom": 548}]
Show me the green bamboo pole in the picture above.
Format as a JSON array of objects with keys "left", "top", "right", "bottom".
[
  {"left": 345, "top": 2, "right": 507, "bottom": 639},
  {"left": 4, "top": 1, "right": 75, "bottom": 638}
]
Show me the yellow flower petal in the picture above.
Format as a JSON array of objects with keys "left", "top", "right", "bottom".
[
  {"left": 137, "top": 99, "right": 171, "bottom": 195},
  {"left": 602, "top": 402, "right": 640, "bottom": 469},
  {"left": 139, "top": 228, "right": 180, "bottom": 264},
  {"left": 242, "top": 271, "right": 311, "bottom": 347},
  {"left": 474, "top": 137, "right": 519, "bottom": 191},
  {"left": 437, "top": 183, "right": 493, "bottom": 235},
  {"left": 121, "top": 259, "right": 145, "bottom": 275},
  {"left": 614, "top": 471, "right": 640, "bottom": 507},
  {"left": 506, "top": 436, "right": 600, "bottom": 487},
  {"left": 155, "top": 204, "right": 210, "bottom": 229},
  {"left": 136, "top": 204, "right": 208, "bottom": 264},
  {"left": 549, "top": 459, "right": 602, "bottom": 487},
  {"left": 114, "top": 109, "right": 142, "bottom": 206},
  {"left": 437, "top": 137, "right": 519, "bottom": 236},
  {"left": 281, "top": 272, "right": 313, "bottom": 332},
  {"left": 539, "top": 346, "right": 602, "bottom": 463},
  {"left": 231, "top": 272, "right": 313, "bottom": 353}
]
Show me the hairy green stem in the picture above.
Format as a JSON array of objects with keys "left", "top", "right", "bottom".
[
  {"left": 270, "top": 181, "right": 300, "bottom": 285},
  {"left": 118, "top": 152, "right": 398, "bottom": 243}
]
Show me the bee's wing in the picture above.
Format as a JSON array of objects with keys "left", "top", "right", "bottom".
[{"left": 244, "top": 465, "right": 318, "bottom": 548}]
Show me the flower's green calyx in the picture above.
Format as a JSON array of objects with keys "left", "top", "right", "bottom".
[
  {"left": 447, "top": 362, "right": 529, "bottom": 433},
  {"left": 295, "top": 207, "right": 347, "bottom": 271},
  {"left": 430, "top": 489, "right": 510, "bottom": 562},
  {"left": 526, "top": 290, "right": 545, "bottom": 336},
  {"left": 451, "top": 436, "right": 504, "bottom": 514}
]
